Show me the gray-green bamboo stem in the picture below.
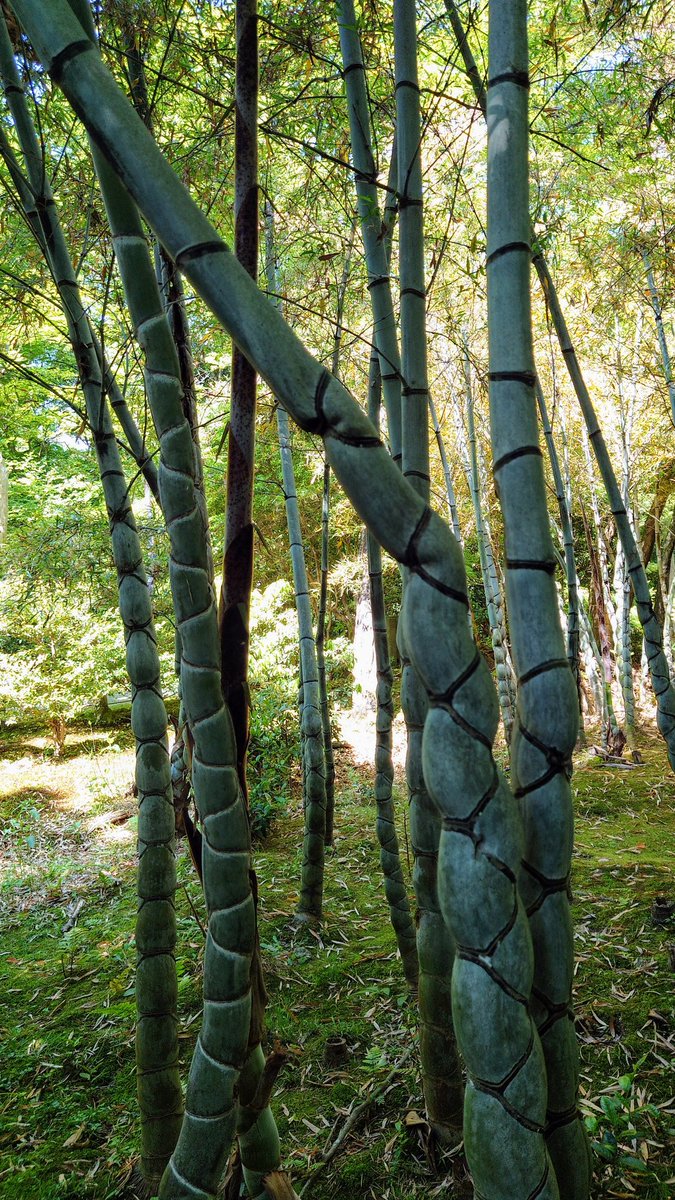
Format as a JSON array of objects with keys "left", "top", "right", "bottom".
[
  {"left": 265, "top": 203, "right": 326, "bottom": 924},
  {"left": 394, "top": 0, "right": 462, "bottom": 1143},
  {"left": 317, "top": 231, "right": 354, "bottom": 847},
  {"left": 55, "top": 5, "right": 257, "bottom": 1195},
  {"left": 336, "top": 0, "right": 402, "bottom": 460},
  {"left": 487, "top": 4, "right": 590, "bottom": 1195},
  {"left": 534, "top": 253, "right": 675, "bottom": 765},
  {"left": 428, "top": 391, "right": 462, "bottom": 542}
]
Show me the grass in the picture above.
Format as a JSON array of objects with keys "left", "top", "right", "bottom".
[{"left": 0, "top": 717, "right": 673, "bottom": 1198}]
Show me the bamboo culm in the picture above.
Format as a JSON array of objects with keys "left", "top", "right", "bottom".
[
  {"left": 219, "top": 0, "right": 259, "bottom": 799},
  {"left": 535, "top": 379, "right": 581, "bottom": 713},
  {"left": 14, "top": 3, "right": 588, "bottom": 1187},
  {"left": 336, "top": 0, "right": 402, "bottom": 460},
  {"left": 487, "top": 4, "right": 590, "bottom": 1194},
  {"left": 58, "top": 3, "right": 258, "bottom": 1193},
  {"left": 394, "top": 0, "right": 463, "bottom": 1142},
  {"left": 318, "top": 232, "right": 354, "bottom": 846},
  {"left": 0, "top": 15, "right": 181, "bottom": 1185},
  {"left": 367, "top": 349, "right": 419, "bottom": 989},
  {"left": 641, "top": 245, "right": 675, "bottom": 428},
  {"left": 463, "top": 346, "right": 516, "bottom": 745},
  {"left": 265, "top": 203, "right": 327, "bottom": 925},
  {"left": 534, "top": 252, "right": 675, "bottom": 768}
]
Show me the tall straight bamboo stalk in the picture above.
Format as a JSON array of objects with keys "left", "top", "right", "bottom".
[
  {"left": 613, "top": 315, "right": 638, "bottom": 747},
  {"left": 265, "top": 203, "right": 326, "bottom": 925},
  {"left": 445, "top": 0, "right": 675, "bottom": 771},
  {"left": 317, "top": 236, "right": 354, "bottom": 846},
  {"left": 0, "top": 17, "right": 181, "bottom": 1184},
  {"left": 463, "top": 345, "right": 516, "bottom": 744},
  {"left": 367, "top": 347, "right": 419, "bottom": 988},
  {"left": 535, "top": 379, "right": 581, "bottom": 712},
  {"left": 429, "top": 391, "right": 462, "bottom": 541},
  {"left": 220, "top": 0, "right": 259, "bottom": 797},
  {"left": 17, "top": 5, "right": 593, "bottom": 1188},
  {"left": 336, "top": 0, "right": 402, "bottom": 460},
  {"left": 338, "top": 0, "right": 460, "bottom": 1134},
  {"left": 394, "top": 0, "right": 462, "bottom": 1142},
  {"left": 641, "top": 245, "right": 675, "bottom": 427},
  {"left": 487, "top": 3, "right": 590, "bottom": 1195}
]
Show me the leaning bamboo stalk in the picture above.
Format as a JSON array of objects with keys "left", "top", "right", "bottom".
[
  {"left": 0, "top": 17, "right": 181, "bottom": 1185},
  {"left": 444, "top": 0, "right": 675, "bottom": 771},
  {"left": 18, "top": 5, "right": 570, "bottom": 1186},
  {"left": 486, "top": 4, "right": 590, "bottom": 1195},
  {"left": 428, "top": 392, "right": 462, "bottom": 542}
]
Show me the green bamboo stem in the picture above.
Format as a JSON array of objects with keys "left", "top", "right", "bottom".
[
  {"left": 394, "top": 0, "right": 462, "bottom": 1143},
  {"left": 613, "top": 316, "right": 638, "bottom": 745},
  {"left": 265, "top": 203, "right": 326, "bottom": 925},
  {"left": 535, "top": 252, "right": 675, "bottom": 767},
  {"left": 277, "top": 405, "right": 327, "bottom": 925},
  {"left": 428, "top": 391, "right": 462, "bottom": 542},
  {"left": 535, "top": 379, "right": 581, "bottom": 710},
  {"left": 641, "top": 244, "right": 675, "bottom": 427},
  {"left": 318, "top": 233, "right": 354, "bottom": 846},
  {"left": 487, "top": 4, "right": 589, "bottom": 1195},
  {"left": 336, "top": 0, "right": 402, "bottom": 461},
  {"left": 463, "top": 346, "right": 516, "bottom": 745},
  {"left": 17, "top": 7, "right": 579, "bottom": 1186},
  {"left": 0, "top": 16, "right": 181, "bottom": 1185},
  {"left": 367, "top": 348, "right": 419, "bottom": 989}
]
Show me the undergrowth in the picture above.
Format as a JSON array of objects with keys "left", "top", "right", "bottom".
[{"left": 0, "top": 721, "right": 673, "bottom": 1198}]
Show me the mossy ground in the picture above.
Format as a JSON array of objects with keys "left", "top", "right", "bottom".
[{"left": 0, "top": 718, "right": 673, "bottom": 1198}]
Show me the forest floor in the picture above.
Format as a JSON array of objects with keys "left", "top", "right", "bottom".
[{"left": 0, "top": 714, "right": 674, "bottom": 1199}]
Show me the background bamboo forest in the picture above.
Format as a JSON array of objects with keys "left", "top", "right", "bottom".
[{"left": 0, "top": 1, "right": 674, "bottom": 1198}]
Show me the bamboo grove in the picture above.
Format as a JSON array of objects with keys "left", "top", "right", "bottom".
[{"left": 1, "top": 1, "right": 675, "bottom": 1197}]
